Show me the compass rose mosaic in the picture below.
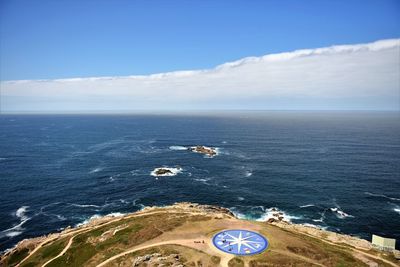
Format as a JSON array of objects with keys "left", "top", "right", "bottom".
[{"left": 212, "top": 229, "right": 268, "bottom": 255}]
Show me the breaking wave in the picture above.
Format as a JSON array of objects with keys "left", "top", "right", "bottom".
[
  {"left": 169, "top": 146, "right": 187, "bottom": 151},
  {"left": 89, "top": 167, "right": 103, "bottom": 174},
  {"left": 229, "top": 206, "right": 301, "bottom": 223},
  {"left": 245, "top": 171, "right": 253, "bottom": 177},
  {"left": 300, "top": 204, "right": 315, "bottom": 208},
  {"left": 69, "top": 203, "right": 102, "bottom": 208},
  {"left": 364, "top": 192, "right": 400, "bottom": 201},
  {"left": 330, "top": 207, "right": 354, "bottom": 219},
  {"left": 0, "top": 206, "right": 30, "bottom": 238},
  {"left": 193, "top": 178, "right": 211, "bottom": 185}
]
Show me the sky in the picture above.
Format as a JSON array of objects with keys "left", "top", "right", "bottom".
[{"left": 0, "top": 0, "right": 399, "bottom": 112}]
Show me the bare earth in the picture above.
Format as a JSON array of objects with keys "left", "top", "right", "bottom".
[{"left": 1, "top": 202, "right": 399, "bottom": 267}]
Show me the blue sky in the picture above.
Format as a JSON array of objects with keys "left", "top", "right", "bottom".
[
  {"left": 0, "top": 0, "right": 399, "bottom": 112},
  {"left": 1, "top": 0, "right": 399, "bottom": 81}
]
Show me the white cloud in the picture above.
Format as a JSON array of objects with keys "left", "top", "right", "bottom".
[{"left": 1, "top": 39, "right": 399, "bottom": 112}]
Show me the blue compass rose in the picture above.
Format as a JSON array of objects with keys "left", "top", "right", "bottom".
[{"left": 212, "top": 229, "right": 268, "bottom": 255}]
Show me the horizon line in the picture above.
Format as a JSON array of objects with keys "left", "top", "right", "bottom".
[{"left": 1, "top": 109, "right": 399, "bottom": 115}]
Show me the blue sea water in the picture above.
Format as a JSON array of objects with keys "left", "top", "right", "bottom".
[{"left": 0, "top": 112, "right": 399, "bottom": 252}]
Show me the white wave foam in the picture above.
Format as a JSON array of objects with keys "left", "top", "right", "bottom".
[
  {"left": 300, "top": 204, "right": 315, "bottom": 208},
  {"left": 150, "top": 167, "right": 182, "bottom": 177},
  {"left": 230, "top": 206, "right": 301, "bottom": 223},
  {"left": 89, "top": 167, "right": 103, "bottom": 173},
  {"left": 245, "top": 171, "right": 252, "bottom": 177},
  {"left": 0, "top": 206, "right": 30, "bottom": 239},
  {"left": 55, "top": 214, "right": 66, "bottom": 220},
  {"left": 16, "top": 206, "right": 29, "bottom": 220},
  {"left": 330, "top": 208, "right": 354, "bottom": 219},
  {"left": 394, "top": 208, "right": 400, "bottom": 215},
  {"left": 76, "top": 214, "right": 102, "bottom": 227},
  {"left": 237, "top": 197, "right": 245, "bottom": 201},
  {"left": 5, "top": 231, "right": 22, "bottom": 237},
  {"left": 76, "top": 212, "right": 126, "bottom": 227},
  {"left": 364, "top": 192, "right": 400, "bottom": 201},
  {"left": 194, "top": 178, "right": 211, "bottom": 185},
  {"left": 69, "top": 203, "right": 102, "bottom": 208},
  {"left": 259, "top": 207, "right": 302, "bottom": 223},
  {"left": 169, "top": 146, "right": 187, "bottom": 151}
]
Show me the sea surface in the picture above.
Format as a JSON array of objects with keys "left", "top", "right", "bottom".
[{"left": 1, "top": 112, "right": 400, "bottom": 251}]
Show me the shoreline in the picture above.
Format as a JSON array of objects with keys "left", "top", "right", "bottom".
[
  {"left": 0, "top": 202, "right": 388, "bottom": 257},
  {"left": 1, "top": 202, "right": 399, "bottom": 267}
]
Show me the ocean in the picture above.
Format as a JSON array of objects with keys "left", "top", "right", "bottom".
[{"left": 0, "top": 112, "right": 399, "bottom": 252}]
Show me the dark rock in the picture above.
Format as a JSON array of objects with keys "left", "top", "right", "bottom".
[{"left": 155, "top": 168, "right": 173, "bottom": 175}]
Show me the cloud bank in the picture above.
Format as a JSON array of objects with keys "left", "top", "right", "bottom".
[{"left": 1, "top": 39, "right": 399, "bottom": 112}]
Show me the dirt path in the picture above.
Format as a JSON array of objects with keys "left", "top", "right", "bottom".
[
  {"left": 95, "top": 239, "right": 195, "bottom": 267},
  {"left": 15, "top": 209, "right": 398, "bottom": 267},
  {"left": 16, "top": 210, "right": 178, "bottom": 266},
  {"left": 17, "top": 210, "right": 210, "bottom": 267},
  {"left": 41, "top": 235, "right": 75, "bottom": 267}
]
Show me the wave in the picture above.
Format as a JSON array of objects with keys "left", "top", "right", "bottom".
[
  {"left": 364, "top": 192, "right": 400, "bottom": 201},
  {"left": 330, "top": 207, "right": 354, "bottom": 219},
  {"left": 69, "top": 203, "right": 102, "bottom": 208},
  {"left": 260, "top": 207, "right": 302, "bottom": 222},
  {"left": 237, "top": 197, "right": 245, "bottom": 201},
  {"left": 16, "top": 206, "right": 29, "bottom": 220},
  {"left": 194, "top": 178, "right": 211, "bottom": 185},
  {"left": 245, "top": 171, "right": 253, "bottom": 177},
  {"left": 0, "top": 206, "right": 30, "bottom": 239},
  {"left": 169, "top": 145, "right": 187, "bottom": 151},
  {"left": 230, "top": 206, "right": 301, "bottom": 223},
  {"left": 89, "top": 167, "right": 103, "bottom": 174},
  {"left": 394, "top": 208, "right": 400, "bottom": 215},
  {"left": 76, "top": 212, "right": 126, "bottom": 227},
  {"left": 150, "top": 167, "right": 183, "bottom": 177},
  {"left": 76, "top": 214, "right": 102, "bottom": 227},
  {"left": 312, "top": 208, "right": 327, "bottom": 223},
  {"left": 300, "top": 204, "right": 315, "bottom": 208},
  {"left": 41, "top": 212, "right": 67, "bottom": 221}
]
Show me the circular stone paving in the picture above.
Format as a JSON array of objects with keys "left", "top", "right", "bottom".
[{"left": 212, "top": 229, "right": 268, "bottom": 255}]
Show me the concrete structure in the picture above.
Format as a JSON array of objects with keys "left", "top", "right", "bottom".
[{"left": 372, "top": 234, "right": 396, "bottom": 251}]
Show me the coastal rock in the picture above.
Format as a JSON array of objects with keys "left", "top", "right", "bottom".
[
  {"left": 150, "top": 167, "right": 182, "bottom": 177},
  {"left": 155, "top": 168, "right": 173, "bottom": 175},
  {"left": 189, "top": 146, "right": 217, "bottom": 157}
]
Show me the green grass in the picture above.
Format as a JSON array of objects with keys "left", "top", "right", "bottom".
[
  {"left": 19, "top": 238, "right": 68, "bottom": 267},
  {"left": 5, "top": 247, "right": 29, "bottom": 267},
  {"left": 29, "top": 213, "right": 189, "bottom": 266}
]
